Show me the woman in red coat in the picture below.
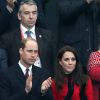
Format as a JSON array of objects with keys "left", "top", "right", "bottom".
[{"left": 51, "top": 45, "right": 93, "bottom": 100}]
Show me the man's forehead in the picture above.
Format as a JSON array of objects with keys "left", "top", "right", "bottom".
[
  {"left": 26, "top": 40, "right": 37, "bottom": 45},
  {"left": 25, "top": 44, "right": 38, "bottom": 49},
  {"left": 26, "top": 48, "right": 38, "bottom": 51},
  {"left": 22, "top": 4, "right": 37, "bottom": 9}
]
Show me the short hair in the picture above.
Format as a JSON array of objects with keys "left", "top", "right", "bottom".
[
  {"left": 18, "top": 0, "right": 37, "bottom": 13},
  {"left": 20, "top": 38, "right": 37, "bottom": 49}
]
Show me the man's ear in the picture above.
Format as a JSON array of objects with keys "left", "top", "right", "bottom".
[{"left": 19, "top": 48, "right": 23, "bottom": 55}]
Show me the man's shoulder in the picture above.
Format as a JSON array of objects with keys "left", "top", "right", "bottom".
[
  {"left": 36, "top": 27, "right": 52, "bottom": 34},
  {"left": 35, "top": 27, "right": 53, "bottom": 42},
  {"left": 32, "top": 65, "right": 50, "bottom": 75}
]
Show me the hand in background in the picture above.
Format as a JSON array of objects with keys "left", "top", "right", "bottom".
[{"left": 6, "top": 0, "right": 17, "bottom": 12}]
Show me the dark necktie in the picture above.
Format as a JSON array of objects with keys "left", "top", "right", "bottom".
[
  {"left": 25, "top": 68, "right": 29, "bottom": 79},
  {"left": 25, "top": 30, "right": 32, "bottom": 37}
]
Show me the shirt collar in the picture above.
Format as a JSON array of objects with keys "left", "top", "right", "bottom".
[
  {"left": 18, "top": 61, "right": 32, "bottom": 75},
  {"left": 20, "top": 24, "right": 35, "bottom": 35}
]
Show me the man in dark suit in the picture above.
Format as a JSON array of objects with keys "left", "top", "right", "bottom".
[
  {"left": 0, "top": 38, "right": 53, "bottom": 100},
  {"left": 0, "top": 0, "right": 56, "bottom": 75},
  {"left": 0, "top": 0, "right": 47, "bottom": 35}
]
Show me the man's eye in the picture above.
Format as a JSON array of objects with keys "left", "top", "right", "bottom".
[
  {"left": 27, "top": 50, "right": 33, "bottom": 52},
  {"left": 27, "top": 50, "right": 38, "bottom": 53},
  {"left": 34, "top": 50, "right": 38, "bottom": 53},
  {"left": 24, "top": 12, "right": 30, "bottom": 14}
]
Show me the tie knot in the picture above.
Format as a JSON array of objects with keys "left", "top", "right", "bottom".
[{"left": 25, "top": 30, "right": 32, "bottom": 37}]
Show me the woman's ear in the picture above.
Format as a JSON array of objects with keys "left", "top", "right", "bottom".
[{"left": 59, "top": 60, "right": 62, "bottom": 66}]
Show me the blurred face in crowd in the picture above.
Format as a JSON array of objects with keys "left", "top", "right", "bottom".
[
  {"left": 18, "top": 4, "right": 38, "bottom": 29},
  {"left": 19, "top": 39, "right": 38, "bottom": 68},
  {"left": 59, "top": 51, "right": 76, "bottom": 74}
]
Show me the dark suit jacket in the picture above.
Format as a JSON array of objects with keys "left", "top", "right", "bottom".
[
  {"left": 0, "top": 27, "right": 56, "bottom": 75},
  {"left": 0, "top": 64, "right": 53, "bottom": 100},
  {"left": 0, "top": 48, "right": 8, "bottom": 69}
]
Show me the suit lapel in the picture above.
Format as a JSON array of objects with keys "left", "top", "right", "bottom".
[
  {"left": 14, "top": 64, "right": 26, "bottom": 85},
  {"left": 35, "top": 27, "right": 44, "bottom": 65},
  {"left": 31, "top": 65, "right": 41, "bottom": 88},
  {"left": 32, "top": 65, "right": 37, "bottom": 84},
  {"left": 14, "top": 28, "right": 22, "bottom": 50}
]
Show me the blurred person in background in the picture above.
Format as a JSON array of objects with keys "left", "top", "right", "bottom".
[{"left": 87, "top": 36, "right": 100, "bottom": 100}]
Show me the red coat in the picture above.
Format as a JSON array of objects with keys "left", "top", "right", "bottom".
[{"left": 51, "top": 78, "right": 93, "bottom": 100}]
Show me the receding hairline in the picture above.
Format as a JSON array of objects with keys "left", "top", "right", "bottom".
[
  {"left": 18, "top": 0, "right": 37, "bottom": 13},
  {"left": 20, "top": 38, "right": 37, "bottom": 49},
  {"left": 20, "top": 0, "right": 37, "bottom": 6}
]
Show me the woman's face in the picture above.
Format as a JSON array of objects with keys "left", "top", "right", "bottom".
[{"left": 59, "top": 51, "right": 76, "bottom": 74}]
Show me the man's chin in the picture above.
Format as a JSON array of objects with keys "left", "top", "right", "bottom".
[
  {"left": 28, "top": 24, "right": 34, "bottom": 28},
  {"left": 29, "top": 62, "right": 35, "bottom": 65}
]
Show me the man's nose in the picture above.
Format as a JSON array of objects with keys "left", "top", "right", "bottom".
[
  {"left": 31, "top": 51, "right": 38, "bottom": 57},
  {"left": 29, "top": 13, "right": 33, "bottom": 18}
]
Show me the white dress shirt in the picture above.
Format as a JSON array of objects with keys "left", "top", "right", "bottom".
[
  {"left": 18, "top": 61, "right": 32, "bottom": 76},
  {"left": 20, "top": 24, "right": 36, "bottom": 40}
]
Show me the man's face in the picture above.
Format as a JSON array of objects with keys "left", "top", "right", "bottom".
[
  {"left": 18, "top": 4, "right": 38, "bottom": 29},
  {"left": 19, "top": 40, "right": 38, "bottom": 67}
]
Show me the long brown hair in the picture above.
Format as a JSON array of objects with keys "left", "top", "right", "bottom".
[{"left": 54, "top": 45, "right": 88, "bottom": 91}]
